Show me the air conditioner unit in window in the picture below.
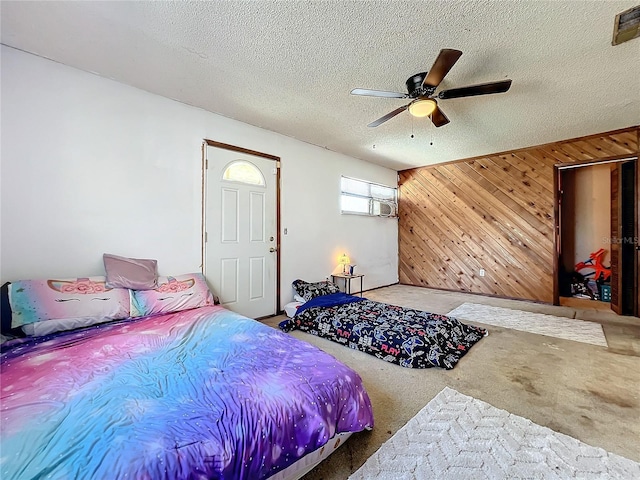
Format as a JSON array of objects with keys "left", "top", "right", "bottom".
[{"left": 378, "top": 201, "right": 397, "bottom": 217}]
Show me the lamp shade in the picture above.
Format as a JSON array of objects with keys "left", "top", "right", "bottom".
[{"left": 408, "top": 98, "right": 437, "bottom": 117}]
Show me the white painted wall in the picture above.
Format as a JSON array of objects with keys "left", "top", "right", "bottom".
[{"left": 0, "top": 46, "right": 398, "bottom": 306}]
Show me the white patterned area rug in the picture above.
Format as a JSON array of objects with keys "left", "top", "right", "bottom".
[
  {"left": 349, "top": 387, "right": 639, "bottom": 480},
  {"left": 447, "top": 303, "right": 608, "bottom": 347}
]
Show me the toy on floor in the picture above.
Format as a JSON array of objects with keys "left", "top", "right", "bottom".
[{"left": 570, "top": 276, "right": 601, "bottom": 300}]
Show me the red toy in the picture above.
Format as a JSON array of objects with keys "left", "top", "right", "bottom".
[{"left": 575, "top": 248, "right": 611, "bottom": 282}]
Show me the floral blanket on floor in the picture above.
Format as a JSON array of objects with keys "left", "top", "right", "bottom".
[{"left": 279, "top": 293, "right": 487, "bottom": 369}]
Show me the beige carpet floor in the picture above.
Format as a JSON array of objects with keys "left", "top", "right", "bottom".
[{"left": 261, "top": 285, "right": 640, "bottom": 479}]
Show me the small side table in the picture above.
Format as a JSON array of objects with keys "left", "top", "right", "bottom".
[{"left": 331, "top": 273, "right": 364, "bottom": 297}]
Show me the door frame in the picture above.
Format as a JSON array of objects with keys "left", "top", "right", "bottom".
[
  {"left": 201, "top": 139, "right": 281, "bottom": 315},
  {"left": 553, "top": 154, "right": 638, "bottom": 316}
]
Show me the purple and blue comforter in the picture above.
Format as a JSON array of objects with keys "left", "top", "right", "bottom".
[
  {"left": 0, "top": 305, "right": 373, "bottom": 480},
  {"left": 280, "top": 293, "right": 487, "bottom": 369}
]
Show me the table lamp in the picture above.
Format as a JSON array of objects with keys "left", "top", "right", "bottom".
[{"left": 339, "top": 253, "right": 351, "bottom": 274}]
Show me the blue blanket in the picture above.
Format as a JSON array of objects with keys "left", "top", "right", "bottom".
[{"left": 297, "top": 292, "right": 365, "bottom": 314}]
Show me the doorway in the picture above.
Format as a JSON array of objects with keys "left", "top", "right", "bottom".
[
  {"left": 554, "top": 156, "right": 638, "bottom": 316},
  {"left": 203, "top": 140, "right": 280, "bottom": 318}
]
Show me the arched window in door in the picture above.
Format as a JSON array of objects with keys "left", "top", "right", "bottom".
[{"left": 222, "top": 160, "right": 265, "bottom": 186}]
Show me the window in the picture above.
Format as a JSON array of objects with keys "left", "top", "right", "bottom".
[
  {"left": 222, "top": 160, "right": 265, "bottom": 186},
  {"left": 341, "top": 176, "right": 397, "bottom": 217}
]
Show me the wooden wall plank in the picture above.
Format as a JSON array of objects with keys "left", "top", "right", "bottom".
[
  {"left": 473, "top": 158, "right": 552, "bottom": 219},
  {"left": 401, "top": 167, "right": 545, "bottom": 299},
  {"left": 401, "top": 174, "right": 518, "bottom": 293},
  {"left": 399, "top": 126, "right": 639, "bottom": 303}
]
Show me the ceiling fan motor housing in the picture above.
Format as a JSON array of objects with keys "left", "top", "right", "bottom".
[{"left": 406, "top": 72, "right": 436, "bottom": 97}]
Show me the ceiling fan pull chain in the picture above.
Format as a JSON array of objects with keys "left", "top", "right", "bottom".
[{"left": 430, "top": 118, "right": 434, "bottom": 146}]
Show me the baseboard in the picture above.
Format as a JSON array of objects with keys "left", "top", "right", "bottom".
[
  {"left": 363, "top": 281, "right": 400, "bottom": 293},
  {"left": 392, "top": 283, "right": 554, "bottom": 306}
]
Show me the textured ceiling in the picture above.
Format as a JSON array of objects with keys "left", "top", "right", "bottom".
[{"left": 1, "top": 1, "right": 639, "bottom": 171}]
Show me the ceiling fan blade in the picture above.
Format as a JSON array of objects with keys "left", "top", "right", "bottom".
[
  {"left": 351, "top": 88, "right": 408, "bottom": 99},
  {"left": 367, "top": 105, "right": 409, "bottom": 127},
  {"left": 430, "top": 106, "right": 450, "bottom": 127},
  {"left": 438, "top": 79, "right": 512, "bottom": 99},
  {"left": 423, "top": 49, "right": 463, "bottom": 88}
]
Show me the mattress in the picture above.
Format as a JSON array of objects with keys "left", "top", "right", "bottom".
[
  {"left": 284, "top": 301, "right": 304, "bottom": 318},
  {"left": 0, "top": 305, "right": 374, "bottom": 479},
  {"left": 280, "top": 293, "right": 487, "bottom": 369}
]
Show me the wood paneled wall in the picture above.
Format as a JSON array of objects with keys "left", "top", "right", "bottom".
[{"left": 399, "top": 127, "right": 639, "bottom": 303}]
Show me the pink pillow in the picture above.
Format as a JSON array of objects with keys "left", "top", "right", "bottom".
[{"left": 103, "top": 253, "right": 158, "bottom": 290}]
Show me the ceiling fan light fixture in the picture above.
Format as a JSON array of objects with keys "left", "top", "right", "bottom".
[{"left": 408, "top": 98, "right": 437, "bottom": 117}]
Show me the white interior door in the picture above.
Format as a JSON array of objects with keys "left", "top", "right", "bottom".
[{"left": 205, "top": 144, "right": 278, "bottom": 318}]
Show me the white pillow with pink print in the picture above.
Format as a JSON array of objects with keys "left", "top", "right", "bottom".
[
  {"left": 9, "top": 276, "right": 131, "bottom": 329},
  {"left": 130, "top": 273, "right": 215, "bottom": 317}
]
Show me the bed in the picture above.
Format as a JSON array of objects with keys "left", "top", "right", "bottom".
[
  {"left": 0, "top": 274, "right": 374, "bottom": 480},
  {"left": 279, "top": 281, "right": 487, "bottom": 370}
]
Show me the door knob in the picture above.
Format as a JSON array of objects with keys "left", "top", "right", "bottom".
[{"left": 269, "top": 247, "right": 277, "bottom": 253}]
